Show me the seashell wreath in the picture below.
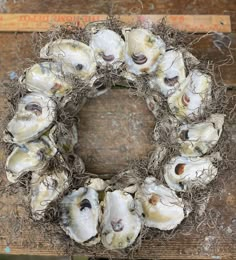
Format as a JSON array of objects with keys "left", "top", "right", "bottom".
[{"left": 2, "top": 18, "right": 229, "bottom": 251}]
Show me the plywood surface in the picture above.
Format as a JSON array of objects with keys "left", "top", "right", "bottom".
[{"left": 0, "top": 0, "right": 235, "bottom": 259}]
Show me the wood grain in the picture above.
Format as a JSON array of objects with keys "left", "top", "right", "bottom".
[
  {"left": 78, "top": 90, "right": 156, "bottom": 175},
  {"left": 0, "top": 14, "right": 231, "bottom": 32},
  {"left": 0, "top": 0, "right": 235, "bottom": 259},
  {"left": 2, "top": 0, "right": 235, "bottom": 31}
]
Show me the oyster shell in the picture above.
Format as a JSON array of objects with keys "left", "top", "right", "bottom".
[
  {"left": 101, "top": 190, "right": 141, "bottom": 250},
  {"left": 31, "top": 169, "right": 69, "bottom": 220},
  {"left": 135, "top": 177, "right": 187, "bottom": 230},
  {"left": 109, "top": 170, "right": 139, "bottom": 194},
  {"left": 85, "top": 178, "right": 108, "bottom": 191},
  {"left": 6, "top": 137, "right": 57, "bottom": 183},
  {"left": 149, "top": 49, "right": 186, "bottom": 97},
  {"left": 164, "top": 156, "right": 218, "bottom": 192},
  {"left": 86, "top": 75, "right": 109, "bottom": 97},
  {"left": 90, "top": 29, "right": 125, "bottom": 67},
  {"left": 123, "top": 28, "right": 165, "bottom": 75},
  {"left": 5, "top": 93, "right": 56, "bottom": 144},
  {"left": 84, "top": 20, "right": 108, "bottom": 34},
  {"left": 177, "top": 114, "right": 225, "bottom": 156},
  {"left": 40, "top": 39, "right": 96, "bottom": 80},
  {"left": 84, "top": 20, "right": 112, "bottom": 34},
  {"left": 168, "top": 70, "right": 212, "bottom": 120},
  {"left": 60, "top": 187, "right": 100, "bottom": 245},
  {"left": 19, "top": 62, "right": 73, "bottom": 99},
  {"left": 181, "top": 49, "right": 200, "bottom": 67}
]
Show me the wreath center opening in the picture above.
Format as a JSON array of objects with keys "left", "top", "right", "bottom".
[{"left": 78, "top": 88, "right": 156, "bottom": 175}]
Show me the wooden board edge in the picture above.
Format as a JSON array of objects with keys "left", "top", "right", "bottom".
[{"left": 0, "top": 14, "right": 231, "bottom": 33}]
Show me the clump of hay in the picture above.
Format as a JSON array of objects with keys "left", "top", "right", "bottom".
[{"left": 0, "top": 15, "right": 235, "bottom": 258}]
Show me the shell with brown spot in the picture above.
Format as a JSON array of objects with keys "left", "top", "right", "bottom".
[
  {"left": 164, "top": 156, "right": 218, "bottom": 192},
  {"left": 135, "top": 177, "right": 187, "bottom": 230},
  {"left": 168, "top": 70, "right": 212, "bottom": 120}
]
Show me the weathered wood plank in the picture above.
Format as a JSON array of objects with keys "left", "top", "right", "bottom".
[{"left": 78, "top": 90, "right": 156, "bottom": 175}]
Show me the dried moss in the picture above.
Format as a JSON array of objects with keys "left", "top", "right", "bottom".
[{"left": 0, "top": 15, "right": 235, "bottom": 258}]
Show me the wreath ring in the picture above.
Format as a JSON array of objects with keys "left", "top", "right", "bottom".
[{"left": 2, "top": 17, "right": 231, "bottom": 252}]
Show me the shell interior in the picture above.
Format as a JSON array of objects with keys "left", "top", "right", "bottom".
[
  {"left": 101, "top": 190, "right": 141, "bottom": 250},
  {"left": 40, "top": 39, "right": 96, "bottom": 80},
  {"left": 85, "top": 178, "right": 108, "bottom": 191},
  {"left": 164, "top": 156, "right": 218, "bottom": 191},
  {"left": 6, "top": 93, "right": 56, "bottom": 144},
  {"left": 90, "top": 29, "right": 125, "bottom": 68},
  {"left": 60, "top": 187, "right": 101, "bottom": 245},
  {"left": 31, "top": 170, "right": 69, "bottom": 220},
  {"left": 135, "top": 177, "right": 186, "bottom": 230},
  {"left": 20, "top": 62, "right": 73, "bottom": 99},
  {"left": 178, "top": 114, "right": 225, "bottom": 156},
  {"left": 168, "top": 70, "right": 212, "bottom": 120},
  {"left": 149, "top": 49, "right": 186, "bottom": 97},
  {"left": 123, "top": 28, "right": 166, "bottom": 75},
  {"left": 6, "top": 137, "right": 57, "bottom": 183}
]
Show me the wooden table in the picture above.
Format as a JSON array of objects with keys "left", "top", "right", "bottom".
[{"left": 0, "top": 1, "right": 235, "bottom": 259}]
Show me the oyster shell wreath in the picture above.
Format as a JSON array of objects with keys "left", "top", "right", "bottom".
[{"left": 3, "top": 19, "right": 226, "bottom": 250}]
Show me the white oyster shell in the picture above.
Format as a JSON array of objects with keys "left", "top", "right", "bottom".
[
  {"left": 6, "top": 137, "right": 57, "bottom": 183},
  {"left": 19, "top": 62, "right": 73, "bottom": 99},
  {"left": 135, "top": 177, "right": 187, "bottom": 230},
  {"left": 90, "top": 29, "right": 125, "bottom": 68},
  {"left": 5, "top": 93, "right": 56, "bottom": 144},
  {"left": 85, "top": 178, "right": 108, "bottom": 191},
  {"left": 101, "top": 190, "right": 141, "bottom": 250},
  {"left": 123, "top": 183, "right": 139, "bottom": 194},
  {"left": 177, "top": 114, "right": 225, "bottom": 157},
  {"left": 149, "top": 49, "right": 186, "bottom": 97},
  {"left": 168, "top": 70, "right": 212, "bottom": 120},
  {"left": 61, "top": 188, "right": 100, "bottom": 245},
  {"left": 164, "top": 156, "right": 218, "bottom": 192},
  {"left": 123, "top": 28, "right": 165, "bottom": 75},
  {"left": 31, "top": 170, "right": 69, "bottom": 220},
  {"left": 40, "top": 39, "right": 96, "bottom": 80}
]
